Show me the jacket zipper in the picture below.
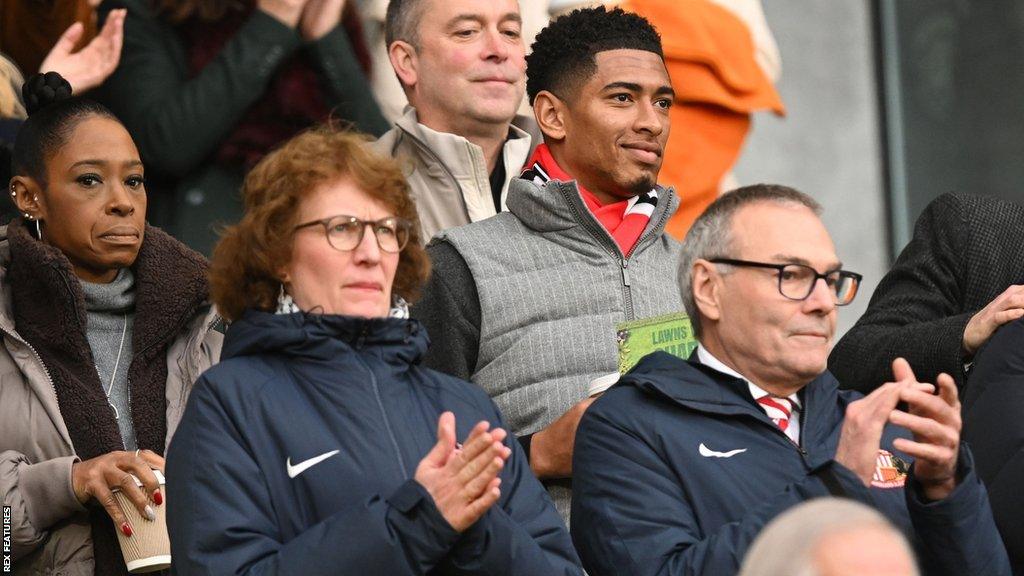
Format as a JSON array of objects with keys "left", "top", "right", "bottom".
[
  {"left": 0, "top": 325, "right": 62, "bottom": 435},
  {"left": 621, "top": 195, "right": 672, "bottom": 321},
  {"left": 759, "top": 414, "right": 809, "bottom": 463},
  {"left": 620, "top": 260, "right": 633, "bottom": 320},
  {"left": 556, "top": 184, "right": 634, "bottom": 320},
  {"left": 7, "top": 331, "right": 56, "bottom": 403},
  {"left": 352, "top": 331, "right": 409, "bottom": 477},
  {"left": 558, "top": 183, "right": 674, "bottom": 322},
  {"left": 625, "top": 197, "right": 673, "bottom": 261},
  {"left": 769, "top": 404, "right": 810, "bottom": 463},
  {"left": 622, "top": 197, "right": 672, "bottom": 319},
  {"left": 0, "top": 264, "right": 70, "bottom": 425},
  {"left": 797, "top": 401, "right": 811, "bottom": 465}
]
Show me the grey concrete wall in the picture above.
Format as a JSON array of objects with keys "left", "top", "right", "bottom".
[{"left": 733, "top": 1, "right": 889, "bottom": 337}]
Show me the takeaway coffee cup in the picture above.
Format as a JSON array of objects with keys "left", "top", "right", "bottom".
[
  {"left": 588, "top": 372, "right": 620, "bottom": 397},
  {"left": 112, "top": 469, "right": 170, "bottom": 573}
]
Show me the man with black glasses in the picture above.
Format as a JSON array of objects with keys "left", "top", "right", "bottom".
[{"left": 570, "top": 184, "right": 1010, "bottom": 576}]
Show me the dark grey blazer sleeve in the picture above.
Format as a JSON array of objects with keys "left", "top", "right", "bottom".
[
  {"left": 304, "top": 26, "right": 388, "bottom": 137},
  {"left": 830, "top": 193, "right": 974, "bottom": 393},
  {"left": 100, "top": 1, "right": 302, "bottom": 176},
  {"left": 412, "top": 240, "right": 481, "bottom": 382}
]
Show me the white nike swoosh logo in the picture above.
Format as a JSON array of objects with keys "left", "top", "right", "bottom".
[
  {"left": 286, "top": 450, "right": 340, "bottom": 478},
  {"left": 699, "top": 443, "right": 747, "bottom": 458}
]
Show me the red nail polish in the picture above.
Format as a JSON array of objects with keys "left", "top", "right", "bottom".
[
  {"left": 121, "top": 522, "right": 133, "bottom": 537},
  {"left": 153, "top": 490, "right": 163, "bottom": 506}
]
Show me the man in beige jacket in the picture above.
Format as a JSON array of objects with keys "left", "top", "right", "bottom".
[{"left": 371, "top": 0, "right": 537, "bottom": 242}]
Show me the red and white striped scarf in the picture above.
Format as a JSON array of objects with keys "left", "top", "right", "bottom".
[{"left": 521, "top": 144, "right": 658, "bottom": 255}]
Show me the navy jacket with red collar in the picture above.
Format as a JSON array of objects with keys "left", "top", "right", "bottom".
[{"left": 571, "top": 351, "right": 1010, "bottom": 576}]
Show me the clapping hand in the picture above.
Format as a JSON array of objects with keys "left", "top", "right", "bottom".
[
  {"left": 834, "top": 359, "right": 937, "bottom": 484},
  {"left": 834, "top": 376, "right": 919, "bottom": 485},
  {"left": 39, "top": 9, "right": 126, "bottom": 94},
  {"left": 258, "top": 0, "right": 310, "bottom": 29},
  {"left": 414, "top": 412, "right": 511, "bottom": 532},
  {"left": 299, "top": 0, "right": 346, "bottom": 41},
  {"left": 888, "top": 359, "right": 962, "bottom": 500},
  {"left": 835, "top": 358, "right": 962, "bottom": 501}
]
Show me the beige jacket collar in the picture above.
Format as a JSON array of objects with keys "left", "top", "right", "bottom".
[{"left": 395, "top": 107, "right": 533, "bottom": 222}]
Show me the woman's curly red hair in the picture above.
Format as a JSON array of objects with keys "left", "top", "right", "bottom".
[{"left": 209, "top": 126, "right": 430, "bottom": 321}]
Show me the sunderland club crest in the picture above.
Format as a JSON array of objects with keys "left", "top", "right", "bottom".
[{"left": 871, "top": 449, "right": 909, "bottom": 489}]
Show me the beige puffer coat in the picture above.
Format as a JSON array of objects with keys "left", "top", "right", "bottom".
[{"left": 0, "top": 225, "right": 223, "bottom": 576}]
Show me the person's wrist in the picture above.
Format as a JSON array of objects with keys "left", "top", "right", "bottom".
[
  {"left": 529, "top": 428, "right": 551, "bottom": 479},
  {"left": 70, "top": 461, "right": 88, "bottom": 504},
  {"left": 961, "top": 339, "right": 977, "bottom": 359},
  {"left": 920, "top": 477, "right": 956, "bottom": 502},
  {"left": 302, "top": 22, "right": 339, "bottom": 41},
  {"left": 832, "top": 449, "right": 872, "bottom": 487},
  {"left": 962, "top": 318, "right": 982, "bottom": 357}
]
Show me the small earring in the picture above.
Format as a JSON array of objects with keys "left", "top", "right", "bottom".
[
  {"left": 275, "top": 284, "right": 300, "bottom": 315},
  {"left": 389, "top": 295, "right": 410, "bottom": 319},
  {"left": 35, "top": 219, "right": 42, "bottom": 240}
]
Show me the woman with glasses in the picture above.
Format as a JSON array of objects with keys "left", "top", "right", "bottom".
[{"left": 164, "top": 127, "right": 582, "bottom": 575}]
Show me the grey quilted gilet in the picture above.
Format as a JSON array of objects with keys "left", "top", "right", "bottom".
[{"left": 439, "top": 177, "right": 684, "bottom": 523}]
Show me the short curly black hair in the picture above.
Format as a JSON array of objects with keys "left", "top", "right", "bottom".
[{"left": 526, "top": 6, "right": 664, "bottom": 105}]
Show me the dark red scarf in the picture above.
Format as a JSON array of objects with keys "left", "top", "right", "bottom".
[{"left": 521, "top": 144, "right": 659, "bottom": 255}]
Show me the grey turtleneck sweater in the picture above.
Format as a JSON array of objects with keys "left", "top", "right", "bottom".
[{"left": 80, "top": 268, "right": 137, "bottom": 451}]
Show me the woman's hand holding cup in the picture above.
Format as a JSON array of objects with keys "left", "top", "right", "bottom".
[
  {"left": 71, "top": 449, "right": 164, "bottom": 537},
  {"left": 414, "top": 412, "right": 511, "bottom": 532}
]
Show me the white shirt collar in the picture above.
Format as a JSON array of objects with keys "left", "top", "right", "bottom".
[{"left": 696, "top": 345, "right": 801, "bottom": 409}]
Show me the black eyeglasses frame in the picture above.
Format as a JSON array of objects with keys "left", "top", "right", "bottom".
[{"left": 708, "top": 257, "right": 863, "bottom": 306}]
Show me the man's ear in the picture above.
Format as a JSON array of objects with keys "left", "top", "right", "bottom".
[
  {"left": 691, "top": 259, "right": 723, "bottom": 325},
  {"left": 388, "top": 40, "right": 419, "bottom": 92},
  {"left": 10, "top": 177, "right": 45, "bottom": 220},
  {"left": 533, "top": 90, "right": 567, "bottom": 142}
]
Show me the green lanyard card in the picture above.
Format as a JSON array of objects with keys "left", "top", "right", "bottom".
[{"left": 616, "top": 312, "right": 698, "bottom": 374}]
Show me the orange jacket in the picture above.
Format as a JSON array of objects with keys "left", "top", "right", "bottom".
[{"left": 621, "top": 0, "right": 785, "bottom": 239}]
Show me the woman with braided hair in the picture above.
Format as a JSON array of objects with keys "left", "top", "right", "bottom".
[{"left": 1, "top": 72, "right": 222, "bottom": 576}]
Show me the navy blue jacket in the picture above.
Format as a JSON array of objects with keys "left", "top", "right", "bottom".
[
  {"left": 166, "top": 311, "right": 581, "bottom": 575},
  {"left": 571, "top": 352, "right": 1010, "bottom": 576},
  {"left": 964, "top": 318, "right": 1024, "bottom": 573}
]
